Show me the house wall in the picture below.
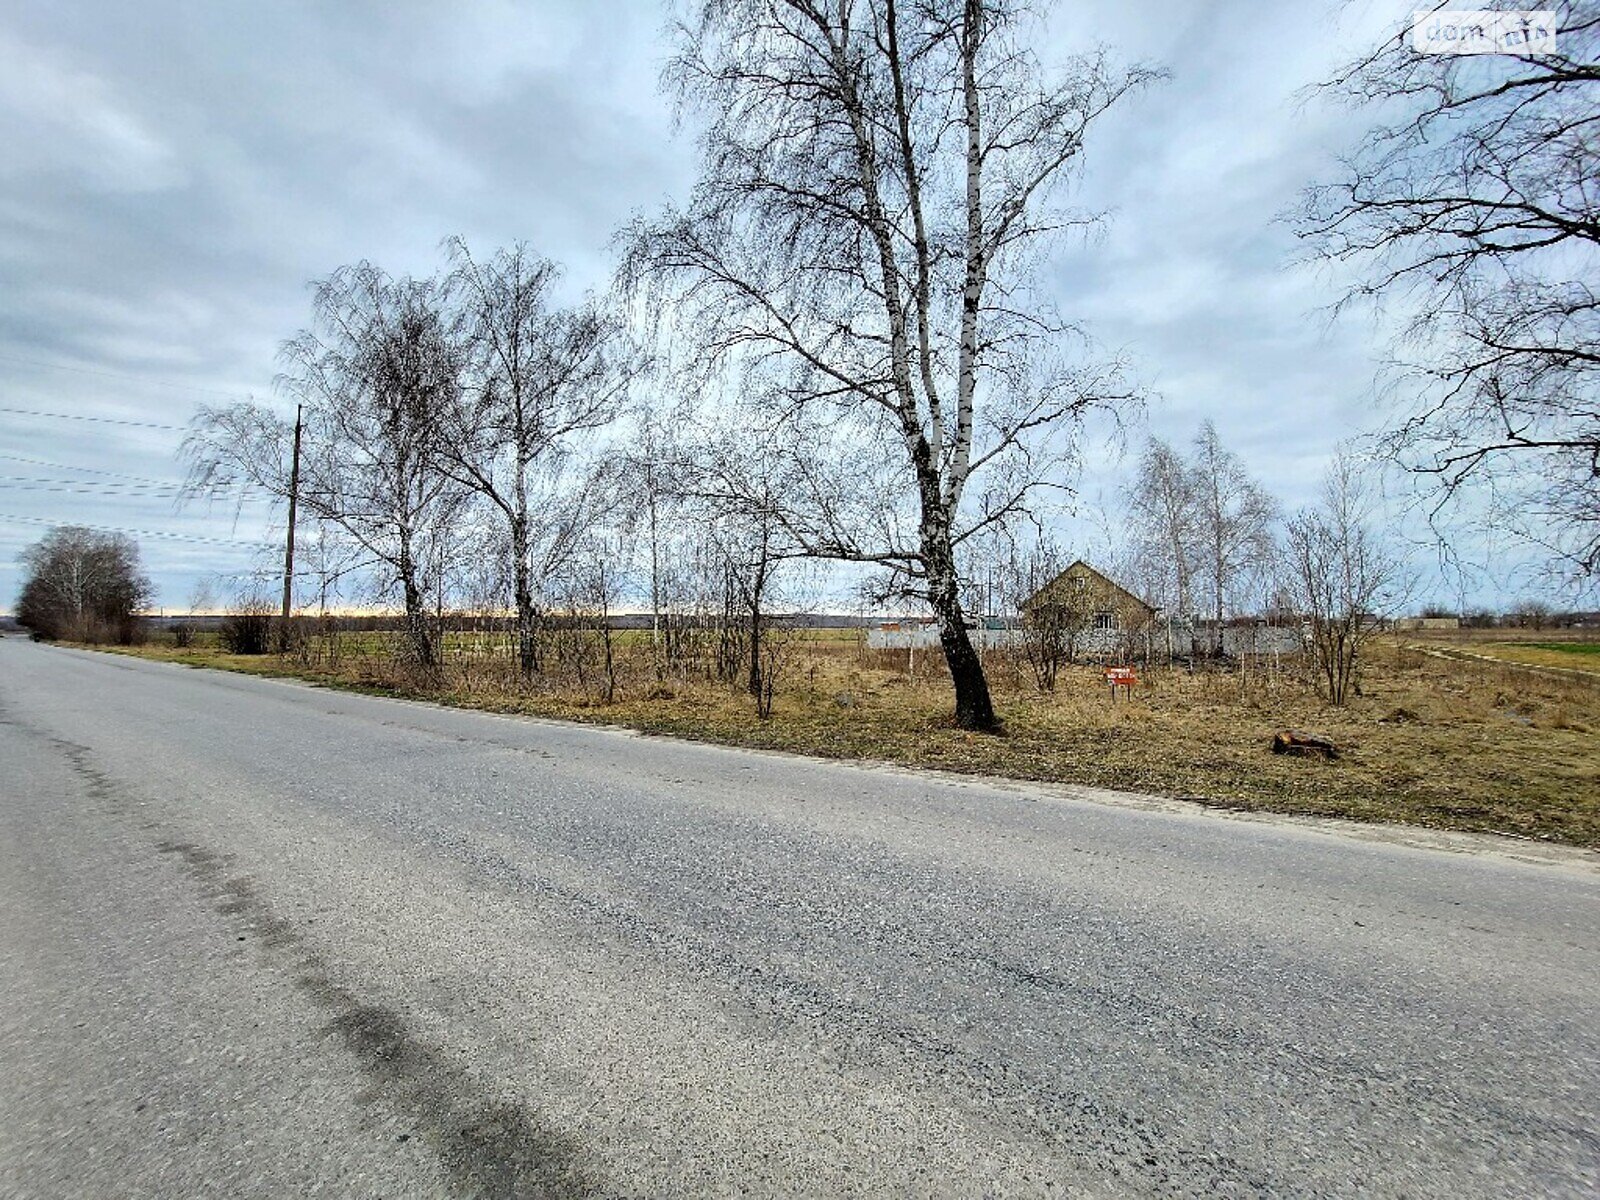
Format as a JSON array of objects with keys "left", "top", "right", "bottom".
[{"left": 1025, "top": 563, "right": 1155, "bottom": 633}]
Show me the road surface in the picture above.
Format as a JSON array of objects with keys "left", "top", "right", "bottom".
[{"left": 1, "top": 636, "right": 1596, "bottom": 1197}]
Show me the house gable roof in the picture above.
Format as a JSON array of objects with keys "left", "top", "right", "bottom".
[{"left": 1024, "top": 560, "right": 1157, "bottom": 618}]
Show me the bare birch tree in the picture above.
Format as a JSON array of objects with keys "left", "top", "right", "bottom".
[
  {"left": 184, "top": 263, "right": 465, "bottom": 668},
  {"left": 1129, "top": 436, "right": 1198, "bottom": 620},
  {"left": 710, "top": 469, "right": 786, "bottom": 707},
  {"left": 1285, "top": 453, "right": 1407, "bottom": 705},
  {"left": 1191, "top": 420, "right": 1279, "bottom": 654},
  {"left": 1299, "top": 3, "right": 1600, "bottom": 579},
  {"left": 438, "top": 239, "right": 634, "bottom": 677},
  {"left": 1127, "top": 426, "right": 1276, "bottom": 653},
  {"left": 640, "top": 400, "right": 802, "bottom": 707},
  {"left": 16, "top": 526, "right": 151, "bottom": 644},
  {"left": 622, "top": 0, "right": 1153, "bottom": 730}
]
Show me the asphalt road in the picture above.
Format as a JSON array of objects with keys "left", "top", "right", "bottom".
[{"left": 1, "top": 636, "right": 1596, "bottom": 1198}]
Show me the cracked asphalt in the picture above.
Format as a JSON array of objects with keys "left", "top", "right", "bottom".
[{"left": 1, "top": 636, "right": 1596, "bottom": 1197}]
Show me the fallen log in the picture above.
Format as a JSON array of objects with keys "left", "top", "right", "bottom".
[{"left": 1271, "top": 730, "right": 1340, "bottom": 759}]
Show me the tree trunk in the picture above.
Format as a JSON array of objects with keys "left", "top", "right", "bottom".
[
  {"left": 927, "top": 562, "right": 997, "bottom": 731},
  {"left": 747, "top": 603, "right": 763, "bottom": 699},
  {"left": 511, "top": 509, "right": 538, "bottom": 679},
  {"left": 647, "top": 473, "right": 664, "bottom": 679},
  {"left": 1210, "top": 524, "right": 1225, "bottom": 658},
  {"left": 746, "top": 553, "right": 768, "bottom": 700},
  {"left": 515, "top": 591, "right": 538, "bottom": 677},
  {"left": 401, "top": 579, "right": 434, "bottom": 669},
  {"left": 397, "top": 534, "right": 434, "bottom": 671},
  {"left": 940, "top": 610, "right": 996, "bottom": 731}
]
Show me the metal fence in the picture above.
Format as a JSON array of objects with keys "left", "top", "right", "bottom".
[{"left": 866, "top": 619, "right": 1305, "bottom": 660}]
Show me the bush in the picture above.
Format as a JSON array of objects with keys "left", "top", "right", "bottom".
[{"left": 219, "top": 611, "right": 272, "bottom": 655}]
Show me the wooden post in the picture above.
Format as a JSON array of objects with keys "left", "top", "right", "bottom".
[{"left": 280, "top": 404, "right": 303, "bottom": 623}]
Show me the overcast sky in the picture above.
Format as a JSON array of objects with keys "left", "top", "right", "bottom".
[{"left": 0, "top": 0, "right": 1528, "bottom": 613}]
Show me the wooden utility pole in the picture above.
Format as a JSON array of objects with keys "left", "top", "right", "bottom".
[{"left": 280, "top": 404, "right": 303, "bottom": 622}]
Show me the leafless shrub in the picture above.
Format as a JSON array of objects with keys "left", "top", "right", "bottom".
[
  {"left": 219, "top": 592, "right": 275, "bottom": 656},
  {"left": 1284, "top": 454, "right": 1410, "bottom": 705}
]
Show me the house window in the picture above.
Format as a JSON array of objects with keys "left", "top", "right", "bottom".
[{"left": 1094, "top": 611, "right": 1116, "bottom": 631}]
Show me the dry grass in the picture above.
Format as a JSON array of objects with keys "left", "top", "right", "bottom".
[
  {"left": 1417, "top": 635, "right": 1600, "bottom": 677},
  {"left": 96, "top": 628, "right": 1600, "bottom": 849}
]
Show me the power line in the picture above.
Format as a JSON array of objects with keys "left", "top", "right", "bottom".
[
  {"left": 0, "top": 481, "right": 186, "bottom": 494},
  {"left": 0, "top": 353, "right": 254, "bottom": 401},
  {"left": 0, "top": 405, "right": 186, "bottom": 431},
  {"left": 0, "top": 457, "right": 272, "bottom": 499},
  {"left": 0, "top": 452, "right": 189, "bottom": 483},
  {"left": 0, "top": 483, "right": 268, "bottom": 501},
  {"left": 0, "top": 474, "right": 245, "bottom": 490},
  {"left": 0, "top": 511, "right": 267, "bottom": 548},
  {"left": 1, "top": 475, "right": 199, "bottom": 487}
]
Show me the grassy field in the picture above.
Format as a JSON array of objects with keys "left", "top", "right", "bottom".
[
  {"left": 1503, "top": 642, "right": 1600, "bottom": 665},
  {"left": 1411, "top": 633, "right": 1600, "bottom": 677},
  {"left": 92, "top": 627, "right": 1600, "bottom": 849},
  {"left": 1520, "top": 642, "right": 1600, "bottom": 655}
]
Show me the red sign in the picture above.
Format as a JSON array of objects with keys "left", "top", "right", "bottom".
[{"left": 1104, "top": 667, "right": 1138, "bottom": 687}]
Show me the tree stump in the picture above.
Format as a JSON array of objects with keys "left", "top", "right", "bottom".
[{"left": 1271, "top": 730, "right": 1340, "bottom": 759}]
